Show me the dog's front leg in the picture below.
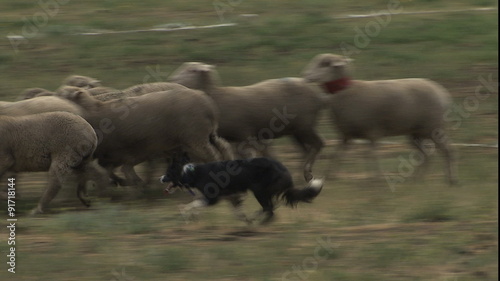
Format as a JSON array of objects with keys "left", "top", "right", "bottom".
[
  {"left": 179, "top": 198, "right": 208, "bottom": 222},
  {"left": 227, "top": 195, "right": 252, "bottom": 225}
]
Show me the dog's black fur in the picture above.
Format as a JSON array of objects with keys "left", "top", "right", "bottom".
[{"left": 160, "top": 153, "right": 323, "bottom": 223}]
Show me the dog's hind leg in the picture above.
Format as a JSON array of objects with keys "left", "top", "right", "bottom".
[
  {"left": 253, "top": 192, "right": 275, "bottom": 225},
  {"left": 227, "top": 194, "right": 251, "bottom": 224}
]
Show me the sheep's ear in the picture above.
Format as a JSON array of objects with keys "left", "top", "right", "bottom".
[
  {"left": 333, "top": 57, "right": 353, "bottom": 67},
  {"left": 68, "top": 89, "right": 85, "bottom": 100},
  {"left": 332, "top": 60, "right": 347, "bottom": 67},
  {"left": 90, "top": 80, "right": 101, "bottom": 87},
  {"left": 198, "top": 64, "right": 215, "bottom": 73}
]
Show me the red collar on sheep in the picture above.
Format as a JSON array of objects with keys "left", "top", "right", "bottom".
[{"left": 323, "top": 77, "right": 351, "bottom": 94}]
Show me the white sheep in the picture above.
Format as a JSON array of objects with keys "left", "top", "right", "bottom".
[
  {"left": 19, "top": 86, "right": 115, "bottom": 100},
  {"left": 57, "top": 86, "right": 233, "bottom": 187},
  {"left": 0, "top": 112, "right": 106, "bottom": 214},
  {"left": 18, "top": 88, "right": 55, "bottom": 100},
  {"left": 86, "top": 86, "right": 119, "bottom": 96},
  {"left": 19, "top": 82, "right": 113, "bottom": 101},
  {"left": 0, "top": 96, "right": 83, "bottom": 116},
  {"left": 57, "top": 82, "right": 185, "bottom": 102},
  {"left": 168, "top": 62, "right": 326, "bottom": 182},
  {"left": 301, "top": 53, "right": 457, "bottom": 185},
  {"left": 62, "top": 75, "right": 101, "bottom": 88}
]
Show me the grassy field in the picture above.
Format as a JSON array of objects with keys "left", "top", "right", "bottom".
[{"left": 0, "top": 0, "right": 498, "bottom": 280}]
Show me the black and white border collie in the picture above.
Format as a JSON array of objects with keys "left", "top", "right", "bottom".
[{"left": 160, "top": 153, "right": 323, "bottom": 224}]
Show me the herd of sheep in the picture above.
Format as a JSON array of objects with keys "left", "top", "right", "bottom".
[{"left": 0, "top": 53, "right": 457, "bottom": 214}]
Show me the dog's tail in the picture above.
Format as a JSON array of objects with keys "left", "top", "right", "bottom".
[{"left": 282, "top": 178, "right": 324, "bottom": 207}]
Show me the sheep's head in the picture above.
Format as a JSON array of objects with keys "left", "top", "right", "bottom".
[
  {"left": 63, "top": 75, "right": 102, "bottom": 89},
  {"left": 302, "top": 54, "right": 352, "bottom": 83},
  {"left": 55, "top": 86, "right": 91, "bottom": 104},
  {"left": 168, "top": 62, "right": 218, "bottom": 90}
]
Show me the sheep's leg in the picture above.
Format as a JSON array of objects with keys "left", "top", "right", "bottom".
[
  {"left": 261, "top": 145, "right": 276, "bottom": 159},
  {"left": 76, "top": 180, "right": 91, "bottom": 207},
  {"left": 103, "top": 165, "right": 140, "bottom": 187},
  {"left": 73, "top": 166, "right": 88, "bottom": 207},
  {"left": 33, "top": 177, "right": 61, "bottom": 214},
  {"left": 143, "top": 159, "right": 160, "bottom": 186},
  {"left": 366, "top": 140, "right": 384, "bottom": 180},
  {"left": 0, "top": 167, "right": 14, "bottom": 201},
  {"left": 0, "top": 155, "right": 14, "bottom": 200},
  {"left": 233, "top": 138, "right": 273, "bottom": 159},
  {"left": 234, "top": 142, "right": 258, "bottom": 158},
  {"left": 432, "top": 135, "right": 458, "bottom": 185},
  {"left": 210, "top": 135, "right": 235, "bottom": 160},
  {"left": 293, "top": 131, "right": 325, "bottom": 182},
  {"left": 325, "top": 138, "right": 350, "bottom": 181},
  {"left": 82, "top": 161, "right": 109, "bottom": 197},
  {"left": 121, "top": 164, "right": 146, "bottom": 187},
  {"left": 33, "top": 164, "right": 66, "bottom": 214},
  {"left": 408, "top": 136, "right": 431, "bottom": 181},
  {"left": 186, "top": 141, "right": 221, "bottom": 163},
  {"left": 104, "top": 165, "right": 128, "bottom": 186},
  {"left": 0, "top": 153, "right": 14, "bottom": 180},
  {"left": 74, "top": 162, "right": 103, "bottom": 207}
]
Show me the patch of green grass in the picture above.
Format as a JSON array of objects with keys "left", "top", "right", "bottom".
[
  {"left": 144, "top": 247, "right": 191, "bottom": 273},
  {"left": 362, "top": 242, "right": 412, "bottom": 268},
  {"left": 0, "top": 1, "right": 497, "bottom": 280},
  {"left": 0, "top": 7, "right": 497, "bottom": 101},
  {"left": 38, "top": 204, "right": 161, "bottom": 235}
]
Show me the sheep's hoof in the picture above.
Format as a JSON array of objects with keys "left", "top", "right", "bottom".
[
  {"left": 30, "top": 208, "right": 43, "bottom": 216},
  {"left": 239, "top": 215, "right": 254, "bottom": 225},
  {"left": 82, "top": 199, "right": 92, "bottom": 207},
  {"left": 78, "top": 195, "right": 92, "bottom": 207}
]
